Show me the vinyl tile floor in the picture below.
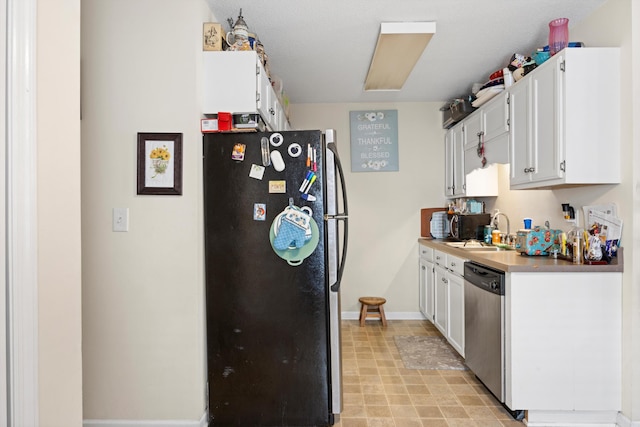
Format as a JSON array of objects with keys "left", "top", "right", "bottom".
[{"left": 334, "top": 320, "right": 524, "bottom": 427}]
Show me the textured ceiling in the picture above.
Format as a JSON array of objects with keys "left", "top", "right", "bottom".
[{"left": 205, "top": 0, "right": 607, "bottom": 104}]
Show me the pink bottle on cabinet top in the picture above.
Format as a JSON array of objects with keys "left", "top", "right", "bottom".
[{"left": 549, "top": 18, "right": 569, "bottom": 56}]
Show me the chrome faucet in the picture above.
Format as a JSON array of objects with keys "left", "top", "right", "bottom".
[{"left": 491, "top": 211, "right": 511, "bottom": 237}]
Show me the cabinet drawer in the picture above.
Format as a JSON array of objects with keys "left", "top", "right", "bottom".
[
  {"left": 447, "top": 254, "right": 465, "bottom": 276},
  {"left": 434, "top": 250, "right": 447, "bottom": 266},
  {"left": 419, "top": 244, "right": 434, "bottom": 262}
]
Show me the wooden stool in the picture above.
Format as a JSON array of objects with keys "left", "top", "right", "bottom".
[{"left": 358, "top": 297, "right": 387, "bottom": 327}]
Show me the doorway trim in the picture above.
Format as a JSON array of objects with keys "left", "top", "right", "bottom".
[{"left": 5, "top": 0, "right": 39, "bottom": 425}]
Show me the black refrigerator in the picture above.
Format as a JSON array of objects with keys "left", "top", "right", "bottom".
[{"left": 203, "top": 129, "right": 348, "bottom": 426}]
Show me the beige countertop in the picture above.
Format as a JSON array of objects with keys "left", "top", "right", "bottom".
[{"left": 418, "top": 238, "right": 623, "bottom": 273}]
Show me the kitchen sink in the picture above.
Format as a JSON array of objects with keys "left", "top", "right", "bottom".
[
  {"left": 465, "top": 246, "right": 512, "bottom": 252},
  {"left": 445, "top": 241, "right": 490, "bottom": 249},
  {"left": 445, "top": 241, "right": 513, "bottom": 251}
]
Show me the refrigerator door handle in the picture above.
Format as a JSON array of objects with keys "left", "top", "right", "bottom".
[{"left": 326, "top": 141, "right": 348, "bottom": 293}]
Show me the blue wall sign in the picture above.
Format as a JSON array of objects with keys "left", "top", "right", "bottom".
[{"left": 349, "top": 110, "right": 399, "bottom": 172}]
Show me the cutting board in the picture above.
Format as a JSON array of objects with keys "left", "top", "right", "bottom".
[{"left": 420, "top": 207, "right": 448, "bottom": 238}]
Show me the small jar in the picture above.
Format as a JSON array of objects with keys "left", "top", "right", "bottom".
[
  {"left": 483, "top": 225, "right": 494, "bottom": 244},
  {"left": 492, "top": 230, "right": 501, "bottom": 245},
  {"left": 572, "top": 235, "right": 583, "bottom": 264}
]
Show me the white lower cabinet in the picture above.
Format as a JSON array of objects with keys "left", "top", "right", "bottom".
[
  {"left": 505, "top": 271, "right": 622, "bottom": 417},
  {"left": 432, "top": 249, "right": 466, "bottom": 357},
  {"left": 433, "top": 264, "right": 448, "bottom": 334},
  {"left": 447, "top": 273, "right": 464, "bottom": 356},
  {"left": 418, "top": 245, "right": 435, "bottom": 321}
]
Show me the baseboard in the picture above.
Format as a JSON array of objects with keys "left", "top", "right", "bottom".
[
  {"left": 342, "top": 311, "right": 426, "bottom": 321},
  {"left": 84, "top": 411, "right": 208, "bottom": 427},
  {"left": 617, "top": 411, "right": 640, "bottom": 427}
]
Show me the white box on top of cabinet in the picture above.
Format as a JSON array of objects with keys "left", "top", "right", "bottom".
[{"left": 202, "top": 51, "right": 290, "bottom": 131}]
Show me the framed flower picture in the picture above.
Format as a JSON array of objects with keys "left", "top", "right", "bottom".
[{"left": 136, "top": 132, "right": 183, "bottom": 195}]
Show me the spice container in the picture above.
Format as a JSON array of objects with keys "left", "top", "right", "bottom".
[{"left": 572, "top": 235, "right": 583, "bottom": 264}]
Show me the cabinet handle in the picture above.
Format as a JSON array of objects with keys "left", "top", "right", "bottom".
[
  {"left": 269, "top": 108, "right": 275, "bottom": 115},
  {"left": 421, "top": 266, "right": 426, "bottom": 270},
  {"left": 529, "top": 167, "right": 535, "bottom": 173},
  {"left": 450, "top": 262, "right": 456, "bottom": 267}
]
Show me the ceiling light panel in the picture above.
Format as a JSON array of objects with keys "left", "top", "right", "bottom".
[{"left": 364, "top": 22, "right": 436, "bottom": 91}]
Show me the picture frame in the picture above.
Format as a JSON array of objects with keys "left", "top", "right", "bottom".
[{"left": 137, "top": 132, "right": 183, "bottom": 195}]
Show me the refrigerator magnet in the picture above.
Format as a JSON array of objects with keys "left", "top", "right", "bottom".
[
  {"left": 269, "top": 180, "right": 286, "bottom": 193},
  {"left": 269, "top": 132, "right": 283, "bottom": 147},
  {"left": 231, "top": 143, "right": 246, "bottom": 161},
  {"left": 287, "top": 143, "right": 302, "bottom": 158},
  {"left": 253, "top": 203, "right": 266, "bottom": 221},
  {"left": 249, "top": 164, "right": 265, "bottom": 180}
]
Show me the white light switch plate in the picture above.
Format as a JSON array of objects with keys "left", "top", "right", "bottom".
[{"left": 113, "top": 208, "right": 129, "bottom": 232}]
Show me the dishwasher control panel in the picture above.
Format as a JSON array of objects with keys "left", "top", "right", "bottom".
[{"left": 464, "top": 262, "right": 505, "bottom": 295}]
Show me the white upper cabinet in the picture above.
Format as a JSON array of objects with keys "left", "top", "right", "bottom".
[
  {"left": 463, "top": 92, "right": 510, "bottom": 173},
  {"left": 203, "top": 51, "right": 290, "bottom": 131},
  {"left": 509, "top": 48, "right": 620, "bottom": 189},
  {"left": 444, "top": 123, "right": 465, "bottom": 198},
  {"left": 445, "top": 122, "right": 498, "bottom": 198}
]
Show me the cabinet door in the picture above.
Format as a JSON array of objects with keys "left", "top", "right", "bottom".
[
  {"left": 483, "top": 92, "right": 509, "bottom": 141},
  {"left": 509, "top": 79, "right": 533, "bottom": 186},
  {"left": 434, "top": 265, "right": 448, "bottom": 336},
  {"left": 256, "top": 58, "right": 273, "bottom": 128},
  {"left": 452, "top": 124, "right": 466, "bottom": 197},
  {"left": 444, "top": 131, "right": 454, "bottom": 197},
  {"left": 447, "top": 273, "right": 465, "bottom": 357},
  {"left": 463, "top": 111, "right": 482, "bottom": 151},
  {"left": 425, "top": 260, "right": 435, "bottom": 323},
  {"left": 419, "top": 258, "right": 435, "bottom": 322},
  {"left": 203, "top": 51, "right": 258, "bottom": 114},
  {"left": 530, "top": 58, "right": 563, "bottom": 183},
  {"left": 419, "top": 258, "right": 428, "bottom": 318}
]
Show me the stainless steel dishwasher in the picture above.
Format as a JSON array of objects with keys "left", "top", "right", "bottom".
[{"left": 464, "top": 261, "right": 505, "bottom": 402}]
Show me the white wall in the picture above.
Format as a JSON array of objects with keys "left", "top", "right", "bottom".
[
  {"left": 81, "top": 0, "right": 212, "bottom": 421},
  {"left": 37, "top": 0, "right": 84, "bottom": 425},
  {"left": 290, "top": 103, "right": 446, "bottom": 315}
]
